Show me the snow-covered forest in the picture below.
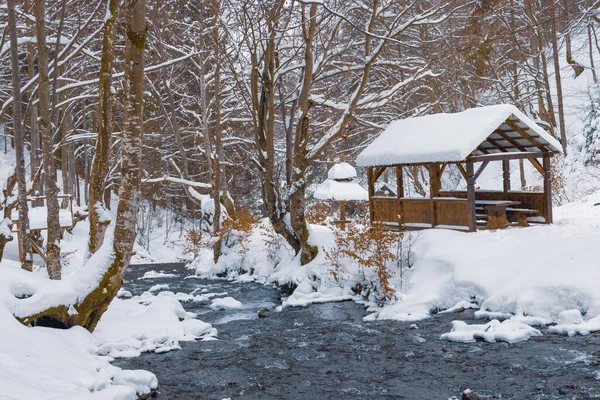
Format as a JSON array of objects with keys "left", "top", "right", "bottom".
[{"left": 1, "top": 0, "right": 600, "bottom": 398}]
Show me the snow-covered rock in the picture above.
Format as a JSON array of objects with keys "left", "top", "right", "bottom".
[
  {"left": 112, "top": 370, "right": 158, "bottom": 396},
  {"left": 138, "top": 270, "right": 178, "bottom": 280},
  {"left": 440, "top": 319, "right": 542, "bottom": 344},
  {"left": 210, "top": 297, "right": 243, "bottom": 310}
]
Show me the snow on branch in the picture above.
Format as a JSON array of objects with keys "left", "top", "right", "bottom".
[{"left": 143, "top": 176, "right": 212, "bottom": 189}]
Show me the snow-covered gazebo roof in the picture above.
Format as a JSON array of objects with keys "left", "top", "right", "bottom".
[
  {"left": 314, "top": 162, "right": 368, "bottom": 201},
  {"left": 355, "top": 104, "right": 563, "bottom": 167}
]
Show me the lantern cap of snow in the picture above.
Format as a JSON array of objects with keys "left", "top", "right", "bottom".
[
  {"left": 327, "top": 162, "right": 357, "bottom": 181},
  {"left": 314, "top": 162, "right": 368, "bottom": 201}
]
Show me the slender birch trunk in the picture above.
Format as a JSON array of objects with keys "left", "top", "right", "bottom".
[
  {"left": 7, "top": 0, "right": 34, "bottom": 271},
  {"left": 34, "top": 0, "right": 62, "bottom": 279}
]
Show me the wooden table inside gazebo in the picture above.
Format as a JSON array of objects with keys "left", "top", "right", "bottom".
[
  {"left": 476, "top": 200, "right": 520, "bottom": 229},
  {"left": 355, "top": 105, "right": 563, "bottom": 232}
]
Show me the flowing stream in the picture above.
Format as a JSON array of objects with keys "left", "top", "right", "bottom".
[{"left": 116, "top": 263, "right": 600, "bottom": 399}]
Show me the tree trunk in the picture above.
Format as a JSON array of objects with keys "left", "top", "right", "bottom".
[
  {"left": 7, "top": 0, "right": 33, "bottom": 270},
  {"left": 588, "top": 22, "right": 598, "bottom": 84},
  {"left": 212, "top": 0, "right": 223, "bottom": 262},
  {"left": 550, "top": 0, "right": 568, "bottom": 153},
  {"left": 88, "top": 0, "right": 120, "bottom": 256},
  {"left": 34, "top": 0, "right": 62, "bottom": 280},
  {"left": 19, "top": 0, "right": 148, "bottom": 332}
]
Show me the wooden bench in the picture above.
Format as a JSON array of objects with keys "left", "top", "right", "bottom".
[{"left": 506, "top": 208, "right": 538, "bottom": 227}]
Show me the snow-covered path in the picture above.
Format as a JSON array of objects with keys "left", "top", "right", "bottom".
[{"left": 117, "top": 264, "right": 600, "bottom": 399}]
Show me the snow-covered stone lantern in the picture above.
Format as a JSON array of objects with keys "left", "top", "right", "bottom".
[{"left": 313, "top": 162, "right": 368, "bottom": 230}]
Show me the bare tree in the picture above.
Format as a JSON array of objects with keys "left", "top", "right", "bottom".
[
  {"left": 6, "top": 0, "right": 33, "bottom": 270},
  {"left": 88, "top": 0, "right": 121, "bottom": 256},
  {"left": 34, "top": 0, "right": 62, "bottom": 279}
]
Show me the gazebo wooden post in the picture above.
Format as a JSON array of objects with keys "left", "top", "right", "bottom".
[
  {"left": 429, "top": 164, "right": 441, "bottom": 227},
  {"left": 542, "top": 153, "right": 553, "bottom": 224},
  {"left": 396, "top": 165, "right": 403, "bottom": 199},
  {"left": 502, "top": 159, "right": 511, "bottom": 192},
  {"left": 466, "top": 161, "right": 477, "bottom": 231},
  {"left": 367, "top": 167, "right": 374, "bottom": 224},
  {"left": 396, "top": 165, "right": 404, "bottom": 228}
]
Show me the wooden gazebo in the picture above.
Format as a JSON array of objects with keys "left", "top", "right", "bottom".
[{"left": 355, "top": 105, "right": 563, "bottom": 232}]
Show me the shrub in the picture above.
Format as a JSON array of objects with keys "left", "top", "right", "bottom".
[
  {"left": 182, "top": 228, "right": 203, "bottom": 257},
  {"left": 326, "top": 222, "right": 406, "bottom": 303},
  {"left": 219, "top": 208, "right": 257, "bottom": 254},
  {"left": 306, "top": 201, "right": 333, "bottom": 225}
]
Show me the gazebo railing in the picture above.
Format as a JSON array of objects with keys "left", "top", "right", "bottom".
[
  {"left": 438, "top": 190, "right": 549, "bottom": 223},
  {"left": 371, "top": 196, "right": 471, "bottom": 230}
]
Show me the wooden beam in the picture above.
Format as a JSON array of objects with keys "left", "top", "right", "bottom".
[
  {"left": 505, "top": 119, "right": 551, "bottom": 152},
  {"left": 373, "top": 166, "right": 387, "bottom": 184},
  {"left": 467, "top": 151, "right": 547, "bottom": 163},
  {"left": 429, "top": 164, "right": 441, "bottom": 198},
  {"left": 455, "top": 162, "right": 468, "bottom": 181},
  {"left": 466, "top": 161, "right": 477, "bottom": 232},
  {"left": 502, "top": 159, "right": 511, "bottom": 192},
  {"left": 528, "top": 157, "right": 545, "bottom": 176},
  {"left": 473, "top": 161, "right": 490, "bottom": 181},
  {"left": 543, "top": 154, "right": 553, "bottom": 224},
  {"left": 367, "top": 167, "right": 374, "bottom": 225},
  {"left": 438, "top": 163, "right": 447, "bottom": 177},
  {"left": 396, "top": 165, "right": 403, "bottom": 199},
  {"left": 493, "top": 128, "right": 528, "bottom": 152},
  {"left": 485, "top": 137, "right": 510, "bottom": 152}
]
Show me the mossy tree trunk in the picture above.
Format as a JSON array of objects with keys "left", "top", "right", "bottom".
[
  {"left": 19, "top": 0, "right": 146, "bottom": 332},
  {"left": 88, "top": 0, "right": 121, "bottom": 256}
]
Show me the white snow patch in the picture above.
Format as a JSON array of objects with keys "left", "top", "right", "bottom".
[
  {"left": 137, "top": 270, "right": 178, "bottom": 280},
  {"left": 313, "top": 179, "right": 368, "bottom": 201},
  {"left": 441, "top": 319, "right": 542, "bottom": 343},
  {"left": 210, "top": 296, "right": 243, "bottom": 310},
  {"left": 112, "top": 370, "right": 158, "bottom": 396},
  {"left": 356, "top": 104, "right": 562, "bottom": 166},
  {"left": 327, "top": 162, "right": 358, "bottom": 180},
  {"left": 94, "top": 292, "right": 216, "bottom": 358}
]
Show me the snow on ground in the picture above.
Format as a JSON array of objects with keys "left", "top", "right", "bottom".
[
  {"left": 193, "top": 191, "right": 600, "bottom": 343},
  {"left": 0, "top": 267, "right": 216, "bottom": 398},
  {"left": 191, "top": 220, "right": 359, "bottom": 309},
  {"left": 0, "top": 213, "right": 214, "bottom": 398},
  {"left": 368, "top": 193, "right": 600, "bottom": 329},
  {"left": 94, "top": 291, "right": 217, "bottom": 358},
  {"left": 0, "top": 292, "right": 156, "bottom": 400}
]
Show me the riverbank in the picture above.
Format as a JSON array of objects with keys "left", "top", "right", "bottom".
[{"left": 117, "top": 263, "right": 600, "bottom": 399}]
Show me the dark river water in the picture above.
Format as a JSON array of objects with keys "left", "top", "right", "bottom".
[{"left": 115, "top": 263, "right": 600, "bottom": 399}]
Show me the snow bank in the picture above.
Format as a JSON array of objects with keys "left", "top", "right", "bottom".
[
  {"left": 94, "top": 291, "right": 217, "bottom": 358},
  {"left": 370, "top": 194, "right": 600, "bottom": 328},
  {"left": 0, "top": 303, "right": 155, "bottom": 399},
  {"left": 549, "top": 312, "right": 600, "bottom": 336},
  {"left": 191, "top": 193, "right": 600, "bottom": 344},
  {"left": 440, "top": 319, "right": 542, "bottom": 344}
]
